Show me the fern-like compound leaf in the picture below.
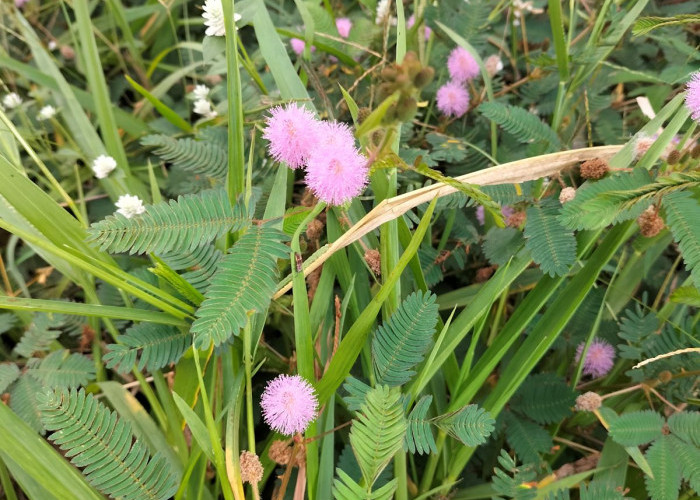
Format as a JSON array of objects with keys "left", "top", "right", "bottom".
[
  {"left": 478, "top": 102, "right": 561, "bottom": 152},
  {"left": 372, "top": 291, "right": 438, "bottom": 386},
  {"left": 332, "top": 469, "right": 397, "bottom": 500},
  {"left": 579, "top": 481, "right": 629, "bottom": 500},
  {"left": 141, "top": 134, "right": 228, "bottom": 180},
  {"left": 667, "top": 411, "right": 700, "bottom": 447},
  {"left": 608, "top": 410, "right": 665, "bottom": 446},
  {"left": 349, "top": 386, "right": 407, "bottom": 488},
  {"left": 191, "top": 225, "right": 289, "bottom": 349},
  {"left": 9, "top": 374, "right": 44, "bottom": 434},
  {"left": 26, "top": 350, "right": 95, "bottom": 388},
  {"left": 104, "top": 323, "right": 192, "bottom": 374},
  {"left": 404, "top": 395, "right": 437, "bottom": 455},
  {"left": 524, "top": 203, "right": 577, "bottom": 277},
  {"left": 87, "top": 189, "right": 248, "bottom": 255},
  {"left": 644, "top": 435, "right": 681, "bottom": 500},
  {"left": 662, "top": 190, "right": 700, "bottom": 289},
  {"left": 483, "top": 227, "right": 525, "bottom": 267},
  {"left": 510, "top": 373, "right": 577, "bottom": 424},
  {"left": 13, "top": 313, "right": 61, "bottom": 358},
  {"left": 0, "top": 312, "right": 17, "bottom": 334},
  {"left": 160, "top": 244, "right": 223, "bottom": 293},
  {"left": 434, "top": 404, "right": 495, "bottom": 448},
  {"left": 39, "top": 388, "right": 177, "bottom": 500},
  {"left": 669, "top": 434, "right": 700, "bottom": 492},
  {"left": 0, "top": 363, "right": 19, "bottom": 393},
  {"left": 502, "top": 412, "right": 551, "bottom": 465},
  {"left": 343, "top": 376, "right": 372, "bottom": 412}
]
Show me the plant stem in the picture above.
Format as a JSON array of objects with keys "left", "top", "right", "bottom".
[
  {"left": 242, "top": 323, "right": 256, "bottom": 454},
  {"left": 548, "top": 0, "right": 569, "bottom": 131}
]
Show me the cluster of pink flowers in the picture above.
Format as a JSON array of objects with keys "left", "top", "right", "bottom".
[
  {"left": 260, "top": 374, "right": 318, "bottom": 435},
  {"left": 575, "top": 339, "right": 616, "bottom": 378},
  {"left": 407, "top": 15, "right": 432, "bottom": 41},
  {"left": 291, "top": 17, "right": 353, "bottom": 56},
  {"left": 263, "top": 103, "right": 369, "bottom": 205},
  {"left": 685, "top": 70, "right": 700, "bottom": 124},
  {"left": 436, "top": 47, "right": 480, "bottom": 118}
]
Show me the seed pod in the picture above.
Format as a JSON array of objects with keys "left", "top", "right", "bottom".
[
  {"left": 666, "top": 149, "right": 681, "bottom": 165},
  {"left": 413, "top": 67, "right": 435, "bottom": 89},
  {"left": 395, "top": 96, "right": 417, "bottom": 122},
  {"left": 637, "top": 205, "right": 664, "bottom": 238}
]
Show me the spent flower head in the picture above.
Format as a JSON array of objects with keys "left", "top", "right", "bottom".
[
  {"left": 261, "top": 374, "right": 318, "bottom": 435},
  {"left": 263, "top": 103, "right": 320, "bottom": 169},
  {"left": 576, "top": 339, "right": 615, "bottom": 378},
  {"left": 202, "top": 0, "right": 241, "bottom": 37},
  {"left": 92, "top": 154, "right": 117, "bottom": 179},
  {"left": 193, "top": 99, "right": 217, "bottom": 119},
  {"left": 685, "top": 70, "right": 700, "bottom": 124},
  {"left": 436, "top": 81, "right": 470, "bottom": 118},
  {"left": 447, "top": 47, "right": 480, "bottom": 83},
  {"left": 3, "top": 92, "right": 22, "bottom": 109},
  {"left": 115, "top": 195, "right": 146, "bottom": 219},
  {"left": 38, "top": 105, "right": 57, "bottom": 121},
  {"left": 335, "top": 17, "right": 352, "bottom": 38}
]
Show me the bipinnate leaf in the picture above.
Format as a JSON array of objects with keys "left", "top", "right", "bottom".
[
  {"left": 510, "top": 373, "right": 577, "bottom": 424},
  {"left": 404, "top": 395, "right": 437, "bottom": 455},
  {"left": 502, "top": 412, "right": 552, "bottom": 465},
  {"left": 667, "top": 411, "right": 700, "bottom": 447},
  {"left": 478, "top": 102, "right": 561, "bottom": 152},
  {"left": 343, "top": 376, "right": 372, "bottom": 412},
  {"left": 332, "top": 468, "right": 397, "bottom": 500},
  {"left": 608, "top": 410, "right": 665, "bottom": 446},
  {"left": 141, "top": 134, "right": 228, "bottom": 180},
  {"left": 26, "top": 349, "right": 95, "bottom": 388},
  {"left": 663, "top": 191, "right": 700, "bottom": 289},
  {"left": 435, "top": 404, "right": 495, "bottom": 447},
  {"left": 644, "top": 435, "right": 681, "bottom": 500},
  {"left": 0, "top": 363, "right": 20, "bottom": 393},
  {"left": 104, "top": 323, "right": 192, "bottom": 374},
  {"left": 524, "top": 203, "right": 577, "bottom": 277}
]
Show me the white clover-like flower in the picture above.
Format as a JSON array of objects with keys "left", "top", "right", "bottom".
[
  {"left": 192, "top": 84, "right": 210, "bottom": 100},
  {"left": 115, "top": 195, "right": 146, "bottom": 219},
  {"left": 193, "top": 98, "right": 217, "bottom": 119},
  {"left": 202, "top": 0, "right": 242, "bottom": 37},
  {"left": 3, "top": 93, "right": 22, "bottom": 109},
  {"left": 48, "top": 40, "right": 58, "bottom": 51},
  {"left": 38, "top": 105, "right": 57, "bottom": 121},
  {"left": 92, "top": 154, "right": 117, "bottom": 179}
]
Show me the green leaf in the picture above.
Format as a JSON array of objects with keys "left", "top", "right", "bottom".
[
  {"left": 332, "top": 468, "right": 397, "bottom": 500},
  {"left": 435, "top": 404, "right": 495, "bottom": 448},
  {"left": 404, "top": 395, "right": 436, "bottom": 455},
  {"left": 667, "top": 411, "right": 700, "bottom": 447},
  {"left": 483, "top": 227, "right": 526, "bottom": 267},
  {"left": 669, "top": 286, "right": 700, "bottom": 307},
  {"left": 160, "top": 244, "right": 223, "bottom": 294},
  {"left": 349, "top": 386, "right": 407, "bottom": 488},
  {"left": 191, "top": 225, "right": 290, "bottom": 349},
  {"left": 13, "top": 313, "right": 61, "bottom": 358},
  {"left": 669, "top": 434, "right": 700, "bottom": 492},
  {"left": 525, "top": 203, "right": 577, "bottom": 277},
  {"left": 510, "top": 373, "right": 577, "bottom": 424},
  {"left": 141, "top": 134, "right": 226, "bottom": 181},
  {"left": 579, "top": 480, "right": 629, "bottom": 500},
  {"left": 343, "top": 376, "right": 372, "bottom": 412},
  {"left": 478, "top": 102, "right": 561, "bottom": 152},
  {"left": 26, "top": 350, "right": 95, "bottom": 389},
  {"left": 502, "top": 412, "right": 551, "bottom": 465},
  {"left": 633, "top": 14, "right": 700, "bottom": 36},
  {"left": 372, "top": 291, "right": 438, "bottom": 386},
  {"left": 87, "top": 189, "right": 248, "bottom": 255},
  {"left": 644, "top": 435, "right": 681, "bottom": 500},
  {"left": 172, "top": 391, "right": 215, "bottom": 463},
  {"left": 39, "top": 388, "right": 177, "bottom": 500},
  {"left": 104, "top": 323, "right": 192, "bottom": 375},
  {"left": 126, "top": 77, "right": 193, "bottom": 133},
  {"left": 0, "top": 363, "right": 19, "bottom": 393},
  {"left": 9, "top": 374, "right": 44, "bottom": 434},
  {"left": 662, "top": 191, "right": 700, "bottom": 289},
  {"left": 608, "top": 410, "right": 665, "bottom": 446}
]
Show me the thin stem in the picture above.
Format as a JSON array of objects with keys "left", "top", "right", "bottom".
[{"left": 243, "top": 323, "right": 256, "bottom": 454}]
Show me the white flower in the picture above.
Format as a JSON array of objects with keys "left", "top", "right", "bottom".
[
  {"left": 193, "top": 98, "right": 217, "bottom": 119},
  {"left": 375, "top": 0, "right": 391, "bottom": 24},
  {"left": 3, "top": 93, "right": 22, "bottom": 109},
  {"left": 48, "top": 40, "right": 58, "bottom": 51},
  {"left": 38, "top": 105, "right": 57, "bottom": 121},
  {"left": 92, "top": 154, "right": 117, "bottom": 179},
  {"left": 115, "top": 195, "right": 146, "bottom": 219},
  {"left": 192, "top": 84, "right": 210, "bottom": 100},
  {"left": 202, "top": 0, "right": 242, "bottom": 37}
]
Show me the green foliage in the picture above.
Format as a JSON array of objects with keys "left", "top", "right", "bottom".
[
  {"left": 502, "top": 412, "right": 552, "bottom": 465},
  {"left": 667, "top": 411, "right": 700, "bottom": 447},
  {"left": 633, "top": 14, "right": 700, "bottom": 36},
  {"left": 434, "top": 404, "right": 495, "bottom": 447},
  {"left": 419, "top": 247, "right": 444, "bottom": 287},
  {"left": 26, "top": 350, "right": 95, "bottom": 388},
  {"left": 332, "top": 469, "right": 397, "bottom": 500},
  {"left": 13, "top": 313, "right": 62, "bottom": 358},
  {"left": 608, "top": 410, "right": 665, "bottom": 446},
  {"left": 0, "top": 363, "right": 20, "bottom": 393},
  {"left": 669, "top": 435, "right": 700, "bottom": 492},
  {"left": 510, "top": 374, "right": 578, "bottom": 424},
  {"left": 9, "top": 374, "right": 44, "bottom": 434},
  {"left": 349, "top": 386, "right": 407, "bottom": 488},
  {"left": 141, "top": 134, "right": 227, "bottom": 181},
  {"left": 404, "top": 395, "right": 437, "bottom": 455},
  {"left": 478, "top": 102, "right": 561, "bottom": 152},
  {"left": 160, "top": 245, "right": 223, "bottom": 293},
  {"left": 662, "top": 190, "right": 700, "bottom": 289},
  {"left": 644, "top": 435, "right": 680, "bottom": 500},
  {"left": 343, "top": 376, "right": 372, "bottom": 412},
  {"left": 39, "top": 388, "right": 177, "bottom": 500},
  {"left": 491, "top": 450, "right": 537, "bottom": 500},
  {"left": 104, "top": 323, "right": 191, "bottom": 374},
  {"left": 87, "top": 189, "right": 248, "bottom": 255},
  {"left": 524, "top": 203, "right": 577, "bottom": 277},
  {"left": 191, "top": 225, "right": 290, "bottom": 349},
  {"left": 616, "top": 305, "right": 660, "bottom": 359},
  {"left": 483, "top": 226, "right": 526, "bottom": 267},
  {"left": 559, "top": 169, "right": 652, "bottom": 230},
  {"left": 579, "top": 481, "right": 630, "bottom": 500},
  {"left": 0, "top": 312, "right": 17, "bottom": 334},
  {"left": 372, "top": 291, "right": 438, "bottom": 386}
]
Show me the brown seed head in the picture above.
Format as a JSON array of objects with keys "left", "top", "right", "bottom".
[
  {"left": 60, "top": 45, "right": 76, "bottom": 60},
  {"left": 580, "top": 158, "right": 609, "bottom": 180},
  {"left": 475, "top": 266, "right": 495, "bottom": 283},
  {"left": 364, "top": 249, "right": 382, "bottom": 275},
  {"left": 666, "top": 150, "right": 681, "bottom": 165},
  {"left": 637, "top": 205, "right": 664, "bottom": 238},
  {"left": 239, "top": 451, "right": 263, "bottom": 484},
  {"left": 559, "top": 187, "right": 576, "bottom": 204},
  {"left": 575, "top": 391, "right": 602, "bottom": 412},
  {"left": 507, "top": 211, "right": 526, "bottom": 228},
  {"left": 269, "top": 440, "right": 292, "bottom": 465},
  {"left": 306, "top": 219, "right": 324, "bottom": 242},
  {"left": 658, "top": 370, "right": 673, "bottom": 383}
]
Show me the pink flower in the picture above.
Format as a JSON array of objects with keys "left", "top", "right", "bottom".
[
  {"left": 447, "top": 47, "right": 480, "bottom": 83},
  {"left": 263, "top": 104, "right": 320, "bottom": 169},
  {"left": 261, "top": 375, "right": 318, "bottom": 435},
  {"left": 290, "top": 38, "right": 315, "bottom": 55},
  {"left": 685, "top": 71, "right": 700, "bottom": 123},
  {"left": 436, "top": 81, "right": 470, "bottom": 118},
  {"left": 305, "top": 129, "right": 368, "bottom": 206},
  {"left": 15, "top": 0, "right": 29, "bottom": 6},
  {"left": 407, "top": 15, "right": 432, "bottom": 40},
  {"left": 576, "top": 340, "right": 615, "bottom": 378},
  {"left": 335, "top": 17, "right": 352, "bottom": 38},
  {"left": 476, "top": 206, "right": 485, "bottom": 225}
]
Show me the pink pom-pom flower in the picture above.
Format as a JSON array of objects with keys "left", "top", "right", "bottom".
[
  {"left": 263, "top": 103, "right": 320, "bottom": 169},
  {"left": 685, "top": 70, "right": 700, "bottom": 123},
  {"left": 290, "top": 38, "right": 315, "bottom": 55},
  {"left": 305, "top": 123, "right": 368, "bottom": 206},
  {"left": 436, "top": 80, "right": 470, "bottom": 118},
  {"left": 407, "top": 14, "right": 432, "bottom": 40},
  {"left": 447, "top": 46, "right": 480, "bottom": 83},
  {"left": 335, "top": 17, "right": 352, "bottom": 38},
  {"left": 575, "top": 339, "right": 616, "bottom": 378},
  {"left": 261, "top": 374, "right": 319, "bottom": 436}
]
